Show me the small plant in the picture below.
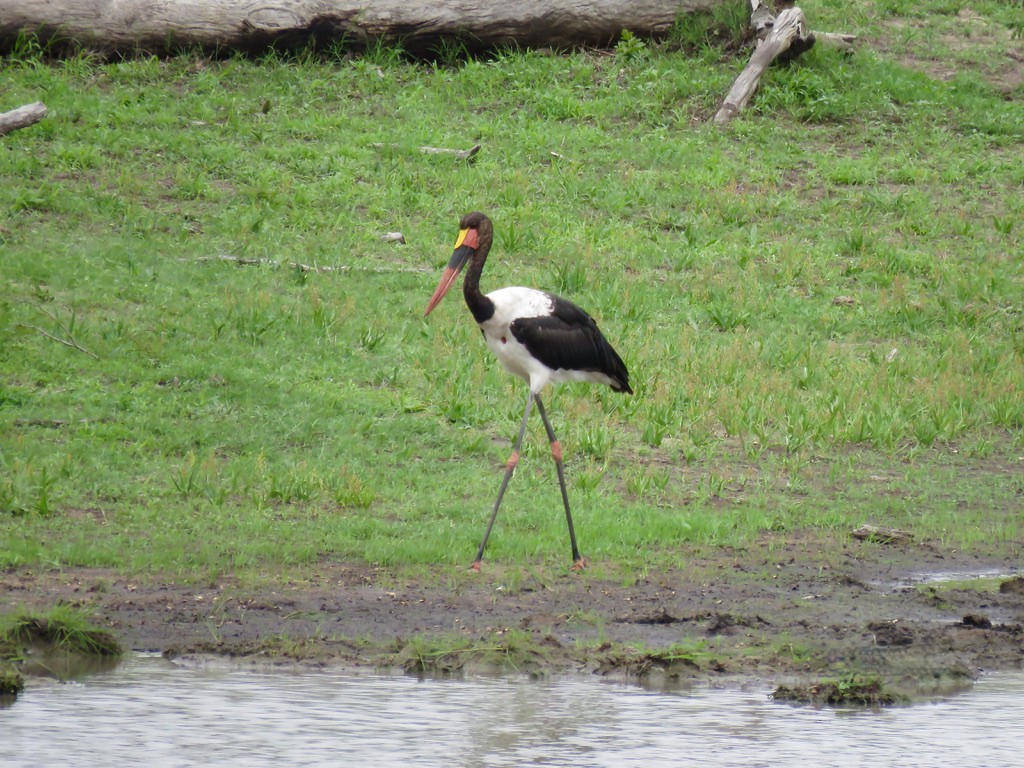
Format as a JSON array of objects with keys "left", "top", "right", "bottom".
[
  {"left": 991, "top": 215, "right": 1015, "bottom": 236},
  {"left": 1, "top": 460, "right": 59, "bottom": 516},
  {"left": 550, "top": 260, "right": 589, "bottom": 296},
  {"left": 626, "top": 466, "right": 669, "bottom": 499},
  {"left": 572, "top": 463, "right": 606, "bottom": 494},
  {"left": 696, "top": 472, "right": 728, "bottom": 501},
  {"left": 578, "top": 423, "right": 613, "bottom": 460},
  {"left": 359, "top": 324, "right": 387, "bottom": 351},
  {"left": 704, "top": 295, "right": 751, "bottom": 332},
  {"left": 170, "top": 451, "right": 204, "bottom": 497},
  {"left": 332, "top": 467, "right": 377, "bottom": 509},
  {"left": 497, "top": 218, "right": 524, "bottom": 252},
  {"left": 615, "top": 30, "right": 648, "bottom": 62},
  {"left": 641, "top": 403, "right": 676, "bottom": 448}
]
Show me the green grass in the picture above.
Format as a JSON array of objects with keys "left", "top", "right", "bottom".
[
  {"left": 772, "top": 675, "right": 904, "bottom": 707},
  {"left": 0, "top": 604, "right": 123, "bottom": 656},
  {"left": 398, "top": 630, "right": 556, "bottom": 674},
  {"left": 2, "top": 1, "right": 1023, "bottom": 576},
  {"left": 0, "top": 664, "right": 23, "bottom": 696}
]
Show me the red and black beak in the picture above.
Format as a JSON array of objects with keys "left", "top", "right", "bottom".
[{"left": 424, "top": 227, "right": 478, "bottom": 316}]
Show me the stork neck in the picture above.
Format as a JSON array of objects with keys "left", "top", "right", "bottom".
[{"left": 463, "top": 241, "right": 495, "bottom": 324}]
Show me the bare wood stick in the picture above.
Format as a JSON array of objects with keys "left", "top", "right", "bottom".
[
  {"left": 13, "top": 418, "right": 69, "bottom": 428},
  {"left": 813, "top": 30, "right": 858, "bottom": 50},
  {"left": 371, "top": 143, "right": 481, "bottom": 161},
  {"left": 192, "top": 253, "right": 430, "bottom": 274},
  {"left": 15, "top": 299, "right": 100, "bottom": 359},
  {"left": 750, "top": 0, "right": 856, "bottom": 48},
  {"left": 851, "top": 524, "right": 913, "bottom": 545},
  {"left": 0, "top": 102, "right": 47, "bottom": 136},
  {"left": 713, "top": 6, "right": 812, "bottom": 125},
  {"left": 418, "top": 143, "right": 481, "bottom": 160},
  {"left": 749, "top": 0, "right": 773, "bottom": 38},
  {"left": 200, "top": 254, "right": 331, "bottom": 272},
  {"left": 16, "top": 324, "right": 100, "bottom": 359}
]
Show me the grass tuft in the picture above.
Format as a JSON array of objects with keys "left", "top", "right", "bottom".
[
  {"left": 0, "top": 605, "right": 123, "bottom": 657},
  {"left": 398, "top": 630, "right": 553, "bottom": 674},
  {"left": 772, "top": 675, "right": 904, "bottom": 707}
]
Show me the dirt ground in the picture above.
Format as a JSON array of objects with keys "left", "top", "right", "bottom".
[{"left": 4, "top": 534, "right": 1022, "bottom": 698}]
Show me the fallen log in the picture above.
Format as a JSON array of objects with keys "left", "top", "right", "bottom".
[
  {"left": 713, "top": 4, "right": 813, "bottom": 125},
  {"left": 713, "top": 1, "right": 856, "bottom": 125},
  {"left": 0, "top": 0, "right": 727, "bottom": 57},
  {"left": 0, "top": 102, "right": 47, "bottom": 136}
]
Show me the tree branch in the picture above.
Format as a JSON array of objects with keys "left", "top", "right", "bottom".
[
  {"left": 0, "top": 102, "right": 47, "bottom": 136},
  {"left": 713, "top": 2, "right": 857, "bottom": 126}
]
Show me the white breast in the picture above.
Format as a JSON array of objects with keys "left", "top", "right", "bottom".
[{"left": 479, "top": 287, "right": 555, "bottom": 392}]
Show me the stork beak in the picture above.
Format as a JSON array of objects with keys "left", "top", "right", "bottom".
[{"left": 424, "top": 228, "right": 475, "bottom": 316}]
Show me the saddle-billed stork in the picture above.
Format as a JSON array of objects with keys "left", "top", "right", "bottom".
[{"left": 424, "top": 211, "right": 632, "bottom": 571}]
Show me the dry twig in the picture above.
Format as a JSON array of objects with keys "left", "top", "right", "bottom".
[
  {"left": 193, "top": 253, "right": 430, "bottom": 274},
  {"left": 16, "top": 300, "right": 99, "bottom": 359}
]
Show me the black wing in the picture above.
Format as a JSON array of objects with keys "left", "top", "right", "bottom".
[{"left": 509, "top": 294, "right": 632, "bottom": 393}]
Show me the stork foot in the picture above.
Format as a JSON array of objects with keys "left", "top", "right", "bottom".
[
  {"left": 570, "top": 557, "right": 587, "bottom": 572},
  {"left": 468, "top": 560, "right": 482, "bottom": 573}
]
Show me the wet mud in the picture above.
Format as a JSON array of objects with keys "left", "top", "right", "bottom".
[{"left": 3, "top": 536, "right": 1022, "bottom": 698}]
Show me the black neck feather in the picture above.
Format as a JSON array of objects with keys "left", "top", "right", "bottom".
[{"left": 463, "top": 223, "right": 495, "bottom": 324}]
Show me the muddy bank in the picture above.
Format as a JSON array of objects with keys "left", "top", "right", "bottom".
[{"left": 3, "top": 536, "right": 1022, "bottom": 696}]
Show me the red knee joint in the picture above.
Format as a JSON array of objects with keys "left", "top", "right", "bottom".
[
  {"left": 505, "top": 451, "right": 520, "bottom": 470},
  {"left": 550, "top": 440, "right": 563, "bottom": 463}
]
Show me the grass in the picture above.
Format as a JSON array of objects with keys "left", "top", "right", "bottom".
[
  {"left": 2, "top": 1, "right": 1023, "bottom": 577},
  {"left": 398, "top": 630, "right": 556, "bottom": 675},
  {"left": 772, "top": 675, "right": 903, "bottom": 707},
  {"left": 1, "top": 604, "right": 121, "bottom": 691},
  {"left": 0, "top": 665, "right": 23, "bottom": 696},
  {"left": 0, "top": 604, "right": 123, "bottom": 656}
]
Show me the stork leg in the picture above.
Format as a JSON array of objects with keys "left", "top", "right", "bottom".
[
  {"left": 534, "top": 395, "right": 585, "bottom": 571},
  {"left": 471, "top": 389, "right": 534, "bottom": 571}
]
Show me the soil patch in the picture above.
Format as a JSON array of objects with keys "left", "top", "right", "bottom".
[{"left": 878, "top": 10, "right": 1024, "bottom": 94}]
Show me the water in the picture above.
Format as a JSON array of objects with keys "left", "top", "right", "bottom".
[
  {"left": 881, "top": 568, "right": 1019, "bottom": 591},
  {"left": 3, "top": 655, "right": 1024, "bottom": 767}
]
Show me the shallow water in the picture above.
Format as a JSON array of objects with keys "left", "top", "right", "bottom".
[
  {"left": 2, "top": 656, "right": 1024, "bottom": 767},
  {"left": 883, "top": 567, "right": 1019, "bottom": 591}
]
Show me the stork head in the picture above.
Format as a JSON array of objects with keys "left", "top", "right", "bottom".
[{"left": 424, "top": 212, "right": 488, "bottom": 316}]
